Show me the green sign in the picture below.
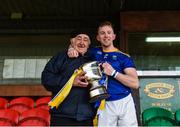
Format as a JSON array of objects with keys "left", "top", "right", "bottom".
[{"left": 140, "top": 78, "right": 180, "bottom": 113}]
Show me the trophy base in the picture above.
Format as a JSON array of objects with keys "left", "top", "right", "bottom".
[{"left": 89, "top": 86, "right": 109, "bottom": 103}]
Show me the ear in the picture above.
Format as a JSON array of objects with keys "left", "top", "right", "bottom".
[
  {"left": 112, "top": 34, "right": 116, "bottom": 41},
  {"left": 96, "top": 35, "right": 100, "bottom": 41},
  {"left": 70, "top": 38, "right": 75, "bottom": 47}
]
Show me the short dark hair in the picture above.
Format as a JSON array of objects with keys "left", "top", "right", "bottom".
[{"left": 98, "top": 21, "right": 114, "bottom": 31}]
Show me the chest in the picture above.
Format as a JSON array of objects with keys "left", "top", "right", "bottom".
[{"left": 94, "top": 51, "right": 123, "bottom": 71}]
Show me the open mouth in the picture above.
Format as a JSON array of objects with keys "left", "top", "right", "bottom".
[{"left": 77, "top": 44, "right": 86, "bottom": 48}]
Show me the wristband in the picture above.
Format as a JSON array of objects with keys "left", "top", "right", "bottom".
[
  {"left": 114, "top": 71, "right": 119, "bottom": 78},
  {"left": 111, "top": 70, "right": 117, "bottom": 78},
  {"left": 111, "top": 70, "right": 116, "bottom": 76}
]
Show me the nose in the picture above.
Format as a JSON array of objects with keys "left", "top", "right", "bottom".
[
  {"left": 104, "top": 33, "right": 108, "bottom": 37},
  {"left": 79, "top": 40, "right": 84, "bottom": 44}
]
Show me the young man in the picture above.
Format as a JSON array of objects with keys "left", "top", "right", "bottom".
[
  {"left": 41, "top": 30, "right": 96, "bottom": 126},
  {"left": 68, "top": 21, "right": 139, "bottom": 126}
]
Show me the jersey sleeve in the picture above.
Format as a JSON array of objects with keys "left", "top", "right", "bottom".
[{"left": 122, "top": 56, "right": 136, "bottom": 70}]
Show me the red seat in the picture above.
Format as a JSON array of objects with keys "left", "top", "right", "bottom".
[
  {"left": 0, "top": 109, "right": 19, "bottom": 126},
  {"left": 8, "top": 97, "right": 34, "bottom": 114},
  {"left": 18, "top": 108, "right": 50, "bottom": 126},
  {"left": 36, "top": 97, "right": 51, "bottom": 110},
  {"left": 0, "top": 97, "right": 8, "bottom": 109}
]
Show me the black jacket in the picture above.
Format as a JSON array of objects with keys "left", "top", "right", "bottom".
[{"left": 41, "top": 51, "right": 96, "bottom": 121}]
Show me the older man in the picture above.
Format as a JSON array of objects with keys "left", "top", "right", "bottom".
[{"left": 41, "top": 30, "right": 96, "bottom": 126}]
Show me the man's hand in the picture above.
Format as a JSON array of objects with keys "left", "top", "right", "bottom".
[
  {"left": 101, "top": 62, "right": 115, "bottom": 76},
  {"left": 68, "top": 47, "right": 79, "bottom": 58},
  {"left": 68, "top": 38, "right": 79, "bottom": 58},
  {"left": 73, "top": 71, "right": 88, "bottom": 87}
]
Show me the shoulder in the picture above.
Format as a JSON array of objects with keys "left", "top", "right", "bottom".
[
  {"left": 114, "top": 50, "right": 135, "bottom": 67},
  {"left": 90, "top": 46, "right": 102, "bottom": 52},
  {"left": 49, "top": 51, "right": 67, "bottom": 63},
  {"left": 115, "top": 49, "right": 131, "bottom": 58},
  {"left": 88, "top": 46, "right": 103, "bottom": 56}
]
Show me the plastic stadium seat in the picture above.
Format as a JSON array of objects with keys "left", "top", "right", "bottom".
[
  {"left": 146, "top": 117, "right": 176, "bottom": 126},
  {"left": 142, "top": 107, "right": 176, "bottom": 126},
  {"left": 175, "top": 109, "right": 180, "bottom": 125},
  {"left": 0, "top": 97, "right": 8, "bottom": 109},
  {"left": 0, "top": 109, "right": 19, "bottom": 126},
  {"left": 18, "top": 108, "right": 50, "bottom": 126},
  {"left": 8, "top": 97, "right": 34, "bottom": 114},
  {"left": 35, "top": 96, "right": 51, "bottom": 110}
]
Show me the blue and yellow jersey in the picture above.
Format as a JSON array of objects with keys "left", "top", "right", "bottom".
[{"left": 89, "top": 47, "right": 136, "bottom": 101}]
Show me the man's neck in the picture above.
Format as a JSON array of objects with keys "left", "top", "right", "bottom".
[{"left": 102, "top": 45, "right": 117, "bottom": 52}]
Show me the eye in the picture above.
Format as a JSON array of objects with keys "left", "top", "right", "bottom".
[
  {"left": 83, "top": 39, "right": 88, "bottom": 42},
  {"left": 83, "top": 37, "right": 89, "bottom": 42},
  {"left": 99, "top": 31, "right": 105, "bottom": 35},
  {"left": 76, "top": 37, "right": 82, "bottom": 40},
  {"left": 107, "top": 31, "right": 112, "bottom": 34}
]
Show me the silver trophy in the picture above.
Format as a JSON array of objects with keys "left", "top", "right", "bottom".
[{"left": 82, "top": 61, "right": 109, "bottom": 102}]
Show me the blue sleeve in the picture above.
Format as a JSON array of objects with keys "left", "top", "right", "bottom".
[
  {"left": 41, "top": 52, "right": 67, "bottom": 93},
  {"left": 122, "top": 56, "right": 136, "bottom": 70}
]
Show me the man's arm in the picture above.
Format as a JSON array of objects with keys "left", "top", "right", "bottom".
[
  {"left": 41, "top": 53, "right": 68, "bottom": 92},
  {"left": 102, "top": 62, "right": 139, "bottom": 89},
  {"left": 114, "top": 68, "right": 139, "bottom": 89}
]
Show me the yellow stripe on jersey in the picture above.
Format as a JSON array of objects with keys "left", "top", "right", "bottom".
[{"left": 102, "top": 47, "right": 130, "bottom": 57}]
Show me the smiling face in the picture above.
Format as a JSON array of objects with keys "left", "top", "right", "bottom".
[
  {"left": 72, "top": 34, "right": 90, "bottom": 55},
  {"left": 96, "top": 23, "right": 116, "bottom": 50}
]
